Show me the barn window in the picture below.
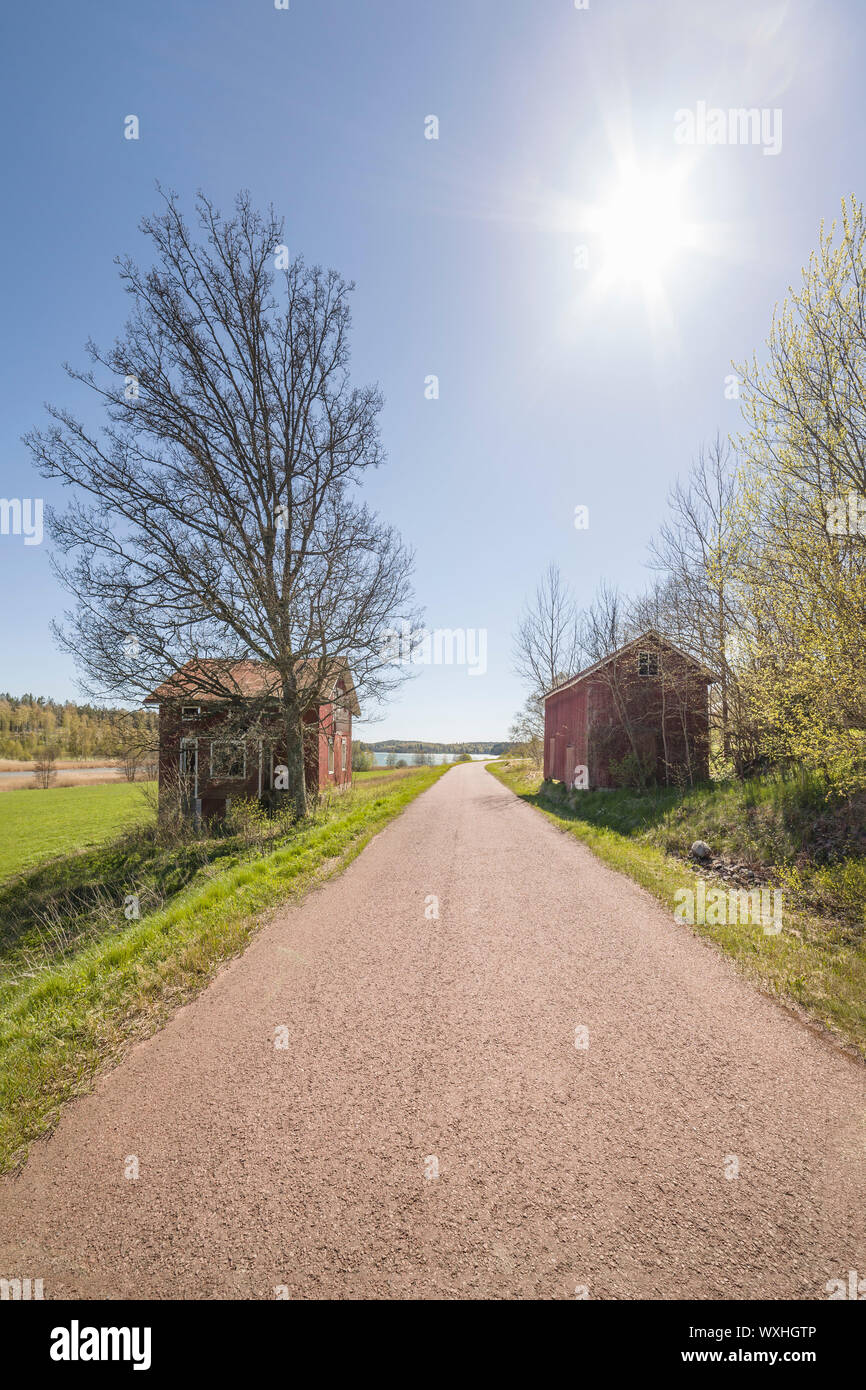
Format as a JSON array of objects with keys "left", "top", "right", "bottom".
[
  {"left": 328, "top": 738, "right": 335, "bottom": 774},
  {"left": 181, "top": 705, "right": 201, "bottom": 721},
  {"left": 210, "top": 741, "right": 246, "bottom": 779},
  {"left": 638, "top": 651, "right": 659, "bottom": 677},
  {"left": 341, "top": 739, "right": 348, "bottom": 772}
]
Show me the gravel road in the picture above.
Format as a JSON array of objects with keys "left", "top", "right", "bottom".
[{"left": 1, "top": 762, "right": 863, "bottom": 1299}]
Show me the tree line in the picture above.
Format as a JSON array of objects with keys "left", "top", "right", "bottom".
[
  {"left": 365, "top": 740, "right": 508, "bottom": 753},
  {"left": 0, "top": 695, "right": 157, "bottom": 762}
]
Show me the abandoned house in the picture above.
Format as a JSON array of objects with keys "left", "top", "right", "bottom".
[
  {"left": 543, "top": 631, "right": 714, "bottom": 789},
  {"left": 145, "top": 659, "right": 360, "bottom": 819}
]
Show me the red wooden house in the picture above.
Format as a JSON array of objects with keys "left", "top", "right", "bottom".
[
  {"left": 543, "top": 631, "right": 713, "bottom": 789},
  {"left": 145, "top": 659, "right": 360, "bottom": 820}
]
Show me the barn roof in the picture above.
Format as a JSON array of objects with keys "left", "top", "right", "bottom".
[
  {"left": 144, "top": 658, "right": 361, "bottom": 715},
  {"left": 543, "top": 630, "right": 716, "bottom": 703}
]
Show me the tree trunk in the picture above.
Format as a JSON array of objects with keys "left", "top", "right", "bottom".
[
  {"left": 718, "top": 594, "right": 731, "bottom": 760},
  {"left": 282, "top": 703, "right": 308, "bottom": 820}
]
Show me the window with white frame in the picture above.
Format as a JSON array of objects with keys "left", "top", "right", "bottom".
[
  {"left": 328, "top": 738, "right": 335, "bottom": 774},
  {"left": 181, "top": 705, "right": 201, "bottom": 721},
  {"left": 341, "top": 739, "right": 348, "bottom": 772},
  {"left": 179, "top": 738, "right": 197, "bottom": 777},
  {"left": 210, "top": 741, "right": 246, "bottom": 780}
]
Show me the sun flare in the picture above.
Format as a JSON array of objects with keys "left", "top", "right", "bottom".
[{"left": 587, "top": 163, "right": 695, "bottom": 294}]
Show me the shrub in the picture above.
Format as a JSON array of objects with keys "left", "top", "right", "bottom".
[
  {"left": 224, "top": 796, "right": 270, "bottom": 840},
  {"left": 609, "top": 750, "right": 653, "bottom": 790},
  {"left": 351, "top": 743, "right": 375, "bottom": 772}
]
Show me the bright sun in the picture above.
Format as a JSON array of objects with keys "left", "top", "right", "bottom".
[{"left": 588, "top": 163, "right": 692, "bottom": 292}]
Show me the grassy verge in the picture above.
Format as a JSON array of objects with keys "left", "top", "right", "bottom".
[
  {"left": 351, "top": 766, "right": 421, "bottom": 784},
  {"left": 0, "top": 782, "right": 155, "bottom": 883},
  {"left": 489, "top": 759, "right": 866, "bottom": 1057},
  {"left": 0, "top": 764, "right": 449, "bottom": 1171}
]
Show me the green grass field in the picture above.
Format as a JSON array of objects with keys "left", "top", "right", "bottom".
[
  {"left": 0, "top": 764, "right": 450, "bottom": 1172},
  {"left": 0, "top": 782, "right": 155, "bottom": 883}
]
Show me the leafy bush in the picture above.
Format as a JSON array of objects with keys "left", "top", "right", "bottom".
[
  {"left": 351, "top": 742, "right": 375, "bottom": 772},
  {"left": 609, "top": 749, "right": 653, "bottom": 790},
  {"left": 224, "top": 796, "right": 271, "bottom": 839}
]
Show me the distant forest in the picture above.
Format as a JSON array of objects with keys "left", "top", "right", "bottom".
[
  {"left": 366, "top": 740, "right": 509, "bottom": 754},
  {"left": 0, "top": 700, "right": 509, "bottom": 762},
  {"left": 0, "top": 695, "right": 157, "bottom": 761}
]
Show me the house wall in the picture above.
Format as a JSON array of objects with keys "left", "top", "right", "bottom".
[
  {"left": 543, "top": 684, "right": 587, "bottom": 783},
  {"left": 313, "top": 698, "right": 353, "bottom": 792},
  {"left": 156, "top": 699, "right": 352, "bottom": 819},
  {"left": 543, "top": 648, "right": 710, "bottom": 788}
]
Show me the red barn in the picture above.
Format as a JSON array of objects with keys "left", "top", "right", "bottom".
[
  {"left": 543, "top": 631, "right": 713, "bottom": 789},
  {"left": 145, "top": 658, "right": 360, "bottom": 820}
]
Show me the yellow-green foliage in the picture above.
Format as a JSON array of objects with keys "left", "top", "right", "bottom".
[
  {"left": 0, "top": 695, "right": 156, "bottom": 761},
  {"left": 733, "top": 196, "right": 866, "bottom": 791}
]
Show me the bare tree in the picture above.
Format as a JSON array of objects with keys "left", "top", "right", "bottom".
[
  {"left": 119, "top": 748, "right": 139, "bottom": 782},
  {"left": 33, "top": 747, "right": 59, "bottom": 789},
  {"left": 513, "top": 563, "right": 582, "bottom": 695},
  {"left": 646, "top": 436, "right": 743, "bottom": 765},
  {"left": 508, "top": 693, "right": 544, "bottom": 765},
  {"left": 26, "top": 189, "right": 419, "bottom": 819},
  {"left": 109, "top": 711, "right": 159, "bottom": 784},
  {"left": 577, "top": 578, "right": 632, "bottom": 666},
  {"left": 511, "top": 564, "right": 582, "bottom": 771},
  {"left": 574, "top": 581, "right": 655, "bottom": 783}
]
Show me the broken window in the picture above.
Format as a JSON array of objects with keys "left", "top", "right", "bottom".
[{"left": 210, "top": 741, "right": 246, "bottom": 779}]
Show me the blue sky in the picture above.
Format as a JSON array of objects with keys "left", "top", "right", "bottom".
[{"left": 0, "top": 0, "right": 862, "bottom": 741}]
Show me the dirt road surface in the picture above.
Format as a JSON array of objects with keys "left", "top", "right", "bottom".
[{"left": 1, "top": 762, "right": 863, "bottom": 1299}]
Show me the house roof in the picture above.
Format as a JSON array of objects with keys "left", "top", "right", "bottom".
[
  {"left": 543, "top": 630, "right": 716, "bottom": 703},
  {"left": 144, "top": 658, "right": 361, "bottom": 716}
]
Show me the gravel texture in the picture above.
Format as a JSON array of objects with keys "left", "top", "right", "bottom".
[{"left": 1, "top": 762, "right": 863, "bottom": 1299}]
